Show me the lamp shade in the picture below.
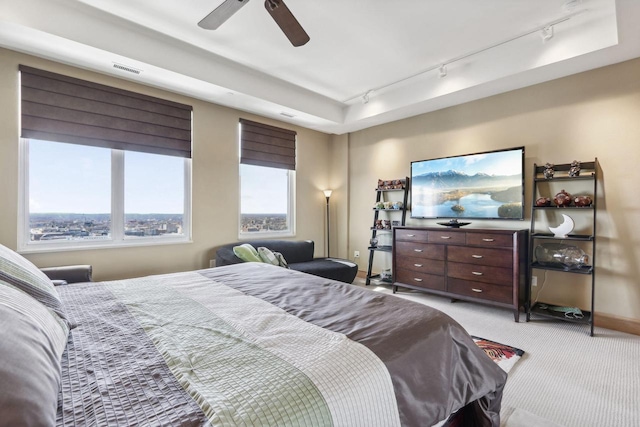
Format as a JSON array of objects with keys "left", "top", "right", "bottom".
[{"left": 323, "top": 190, "right": 332, "bottom": 198}]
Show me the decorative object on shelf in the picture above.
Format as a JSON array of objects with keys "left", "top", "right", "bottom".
[
  {"left": 437, "top": 219, "right": 471, "bottom": 228},
  {"left": 548, "top": 213, "right": 574, "bottom": 238},
  {"left": 534, "top": 243, "right": 589, "bottom": 270},
  {"left": 374, "top": 201, "right": 385, "bottom": 209},
  {"left": 383, "top": 201, "right": 393, "bottom": 209},
  {"left": 535, "top": 197, "right": 552, "bottom": 207},
  {"left": 392, "top": 201, "right": 403, "bottom": 209},
  {"left": 391, "top": 220, "right": 400, "bottom": 227},
  {"left": 553, "top": 189, "right": 572, "bottom": 207},
  {"left": 369, "top": 237, "right": 378, "bottom": 247},
  {"left": 384, "top": 220, "right": 391, "bottom": 229},
  {"left": 375, "top": 219, "right": 384, "bottom": 229},
  {"left": 569, "top": 160, "right": 581, "bottom": 177},
  {"left": 377, "top": 178, "right": 406, "bottom": 190},
  {"left": 574, "top": 195, "right": 593, "bottom": 207},
  {"left": 543, "top": 163, "right": 555, "bottom": 179},
  {"left": 380, "top": 269, "right": 392, "bottom": 281}
]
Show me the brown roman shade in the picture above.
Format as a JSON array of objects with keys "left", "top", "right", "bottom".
[
  {"left": 19, "top": 65, "right": 192, "bottom": 158},
  {"left": 240, "top": 118, "right": 296, "bottom": 170}
]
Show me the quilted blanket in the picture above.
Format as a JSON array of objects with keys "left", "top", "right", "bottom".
[{"left": 56, "top": 263, "right": 506, "bottom": 426}]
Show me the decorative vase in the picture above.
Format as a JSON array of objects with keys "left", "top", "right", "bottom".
[
  {"left": 569, "top": 160, "right": 581, "bottom": 177},
  {"left": 574, "top": 195, "right": 592, "bottom": 207},
  {"left": 535, "top": 197, "right": 551, "bottom": 207},
  {"left": 543, "top": 163, "right": 555, "bottom": 179},
  {"left": 553, "top": 189, "right": 572, "bottom": 207},
  {"left": 535, "top": 243, "right": 589, "bottom": 270}
]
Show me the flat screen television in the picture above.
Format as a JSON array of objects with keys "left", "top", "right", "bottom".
[{"left": 410, "top": 146, "right": 525, "bottom": 220}]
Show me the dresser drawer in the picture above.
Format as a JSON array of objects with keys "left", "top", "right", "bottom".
[
  {"left": 447, "top": 261, "right": 513, "bottom": 286},
  {"left": 447, "top": 278, "right": 513, "bottom": 304},
  {"left": 396, "top": 270, "right": 445, "bottom": 291},
  {"left": 396, "top": 256, "right": 445, "bottom": 276},
  {"left": 428, "top": 231, "right": 466, "bottom": 245},
  {"left": 466, "top": 232, "right": 513, "bottom": 247},
  {"left": 395, "top": 242, "right": 445, "bottom": 260},
  {"left": 447, "top": 246, "right": 513, "bottom": 268},
  {"left": 395, "top": 229, "right": 429, "bottom": 242}
]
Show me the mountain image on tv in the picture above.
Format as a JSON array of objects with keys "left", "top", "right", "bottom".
[{"left": 410, "top": 148, "right": 524, "bottom": 219}]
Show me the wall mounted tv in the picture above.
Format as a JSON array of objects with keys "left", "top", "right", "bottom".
[{"left": 410, "top": 146, "right": 525, "bottom": 220}]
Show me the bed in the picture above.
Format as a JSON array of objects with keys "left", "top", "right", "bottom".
[{"left": 0, "top": 244, "right": 506, "bottom": 427}]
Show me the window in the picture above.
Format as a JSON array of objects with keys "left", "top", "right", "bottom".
[
  {"left": 18, "top": 65, "right": 193, "bottom": 251},
  {"left": 240, "top": 164, "right": 295, "bottom": 236},
  {"left": 238, "top": 119, "right": 296, "bottom": 237},
  {"left": 20, "top": 139, "right": 191, "bottom": 251}
]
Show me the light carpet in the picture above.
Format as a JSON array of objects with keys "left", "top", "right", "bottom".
[{"left": 354, "top": 279, "right": 640, "bottom": 427}]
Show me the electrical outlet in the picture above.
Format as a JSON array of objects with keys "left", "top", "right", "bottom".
[
  {"left": 354, "top": 251, "right": 360, "bottom": 258},
  {"left": 531, "top": 276, "right": 538, "bottom": 287}
]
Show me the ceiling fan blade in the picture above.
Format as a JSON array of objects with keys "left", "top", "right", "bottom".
[
  {"left": 198, "top": 0, "right": 251, "bottom": 30},
  {"left": 264, "top": 0, "right": 310, "bottom": 47}
]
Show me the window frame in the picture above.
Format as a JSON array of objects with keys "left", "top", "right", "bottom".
[
  {"left": 18, "top": 138, "right": 192, "bottom": 253},
  {"left": 238, "top": 164, "right": 296, "bottom": 240}
]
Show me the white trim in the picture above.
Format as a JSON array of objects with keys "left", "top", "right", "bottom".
[
  {"left": 111, "top": 149, "right": 125, "bottom": 241},
  {"left": 18, "top": 138, "right": 192, "bottom": 252}
]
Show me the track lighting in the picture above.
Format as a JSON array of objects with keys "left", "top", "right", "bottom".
[
  {"left": 438, "top": 64, "right": 447, "bottom": 78},
  {"left": 541, "top": 25, "right": 554, "bottom": 42},
  {"left": 362, "top": 90, "right": 372, "bottom": 104}
]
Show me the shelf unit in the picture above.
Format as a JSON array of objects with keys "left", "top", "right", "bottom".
[
  {"left": 365, "top": 178, "right": 409, "bottom": 285},
  {"left": 525, "top": 159, "right": 598, "bottom": 336}
]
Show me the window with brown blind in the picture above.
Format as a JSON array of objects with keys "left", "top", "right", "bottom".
[
  {"left": 18, "top": 66, "right": 192, "bottom": 251},
  {"left": 239, "top": 119, "right": 296, "bottom": 237}
]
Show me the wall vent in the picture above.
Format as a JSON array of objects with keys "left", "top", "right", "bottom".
[{"left": 113, "top": 63, "right": 142, "bottom": 74}]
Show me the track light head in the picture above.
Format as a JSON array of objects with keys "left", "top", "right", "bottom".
[
  {"left": 541, "top": 25, "right": 554, "bottom": 42},
  {"left": 438, "top": 64, "right": 447, "bottom": 78}
]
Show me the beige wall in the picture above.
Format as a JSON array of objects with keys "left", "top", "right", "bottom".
[
  {"left": 0, "top": 48, "right": 332, "bottom": 280},
  {"left": 347, "top": 57, "right": 640, "bottom": 322}
]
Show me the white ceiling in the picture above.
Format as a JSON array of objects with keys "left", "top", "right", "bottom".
[{"left": 1, "top": 0, "right": 639, "bottom": 134}]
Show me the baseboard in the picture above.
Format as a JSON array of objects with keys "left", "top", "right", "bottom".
[{"left": 595, "top": 312, "right": 640, "bottom": 336}]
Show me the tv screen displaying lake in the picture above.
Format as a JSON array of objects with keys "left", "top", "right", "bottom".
[{"left": 410, "top": 147, "right": 524, "bottom": 219}]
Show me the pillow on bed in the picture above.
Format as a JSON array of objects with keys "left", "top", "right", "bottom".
[
  {"left": 233, "top": 244, "right": 262, "bottom": 263},
  {"left": 0, "top": 243, "right": 67, "bottom": 322},
  {"left": 0, "top": 282, "right": 69, "bottom": 427},
  {"left": 257, "top": 247, "right": 280, "bottom": 266}
]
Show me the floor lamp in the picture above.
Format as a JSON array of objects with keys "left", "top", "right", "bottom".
[{"left": 323, "top": 190, "right": 332, "bottom": 257}]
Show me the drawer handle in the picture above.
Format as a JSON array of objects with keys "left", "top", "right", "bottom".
[
  {"left": 472, "top": 255, "right": 483, "bottom": 259},
  {"left": 482, "top": 238, "right": 495, "bottom": 242},
  {"left": 413, "top": 264, "right": 423, "bottom": 267},
  {"left": 440, "top": 236, "right": 451, "bottom": 240},
  {"left": 414, "top": 249, "right": 423, "bottom": 252},
  {"left": 407, "top": 234, "right": 415, "bottom": 237},
  {"left": 472, "top": 271, "right": 483, "bottom": 276},
  {"left": 413, "top": 278, "right": 423, "bottom": 282},
  {"left": 472, "top": 288, "right": 483, "bottom": 293}
]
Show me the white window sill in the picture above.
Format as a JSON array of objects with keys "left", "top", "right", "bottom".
[
  {"left": 18, "top": 236, "right": 192, "bottom": 254},
  {"left": 238, "top": 231, "right": 295, "bottom": 240}
]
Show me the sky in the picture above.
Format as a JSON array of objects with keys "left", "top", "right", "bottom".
[
  {"left": 411, "top": 148, "right": 523, "bottom": 177},
  {"left": 29, "top": 139, "right": 287, "bottom": 216},
  {"left": 29, "top": 139, "right": 185, "bottom": 214}
]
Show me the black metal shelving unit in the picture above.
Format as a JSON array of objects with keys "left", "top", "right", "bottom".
[
  {"left": 365, "top": 178, "right": 409, "bottom": 286},
  {"left": 526, "top": 159, "right": 598, "bottom": 336}
]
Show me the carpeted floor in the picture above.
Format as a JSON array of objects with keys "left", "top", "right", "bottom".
[{"left": 353, "top": 279, "right": 640, "bottom": 427}]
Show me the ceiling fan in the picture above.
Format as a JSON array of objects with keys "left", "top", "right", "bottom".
[{"left": 198, "top": 0, "right": 310, "bottom": 47}]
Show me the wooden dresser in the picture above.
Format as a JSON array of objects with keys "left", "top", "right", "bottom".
[{"left": 392, "top": 227, "right": 528, "bottom": 321}]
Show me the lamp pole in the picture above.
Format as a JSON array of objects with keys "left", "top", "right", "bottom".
[{"left": 323, "top": 190, "right": 332, "bottom": 257}]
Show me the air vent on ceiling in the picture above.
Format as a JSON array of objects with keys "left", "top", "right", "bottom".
[{"left": 113, "top": 63, "right": 142, "bottom": 74}]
